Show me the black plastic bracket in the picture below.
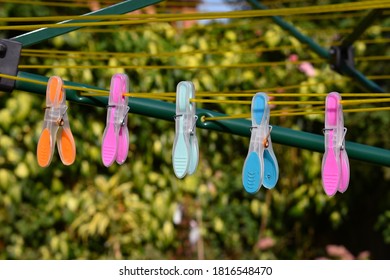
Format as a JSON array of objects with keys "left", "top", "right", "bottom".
[
  {"left": 329, "top": 45, "right": 355, "bottom": 75},
  {"left": 0, "top": 39, "right": 22, "bottom": 93}
]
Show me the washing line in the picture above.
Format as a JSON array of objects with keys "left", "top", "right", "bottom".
[
  {"left": 2, "top": 0, "right": 389, "bottom": 31},
  {"left": 16, "top": 56, "right": 388, "bottom": 71},
  {"left": 6, "top": 72, "right": 390, "bottom": 105},
  {"left": 3, "top": 0, "right": 389, "bottom": 167},
  {"left": 11, "top": 71, "right": 390, "bottom": 167},
  {"left": 20, "top": 38, "right": 390, "bottom": 60},
  {"left": 5, "top": 73, "right": 389, "bottom": 118}
]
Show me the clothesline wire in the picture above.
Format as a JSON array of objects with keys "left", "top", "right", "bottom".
[
  {"left": 0, "top": 10, "right": 368, "bottom": 23},
  {"left": 17, "top": 58, "right": 325, "bottom": 70},
  {"left": 1, "top": 1, "right": 385, "bottom": 22},
  {"left": 20, "top": 39, "right": 390, "bottom": 61},
  {"left": 17, "top": 54, "right": 389, "bottom": 70},
  {"left": 0, "top": 1, "right": 388, "bottom": 30},
  {"left": 187, "top": 98, "right": 390, "bottom": 105},
  {"left": 5, "top": 73, "right": 389, "bottom": 100},
  {"left": 0, "top": 73, "right": 348, "bottom": 96},
  {"left": 76, "top": 22, "right": 390, "bottom": 35},
  {"left": 3, "top": 72, "right": 389, "bottom": 104},
  {"left": 0, "top": 0, "right": 308, "bottom": 5},
  {"left": 203, "top": 106, "right": 390, "bottom": 121}
]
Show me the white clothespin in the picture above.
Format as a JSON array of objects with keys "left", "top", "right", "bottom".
[
  {"left": 37, "top": 76, "right": 76, "bottom": 167},
  {"left": 242, "top": 92, "right": 279, "bottom": 194},
  {"left": 101, "top": 73, "right": 130, "bottom": 167},
  {"left": 322, "top": 92, "right": 350, "bottom": 196},
  {"left": 172, "top": 81, "right": 199, "bottom": 178}
]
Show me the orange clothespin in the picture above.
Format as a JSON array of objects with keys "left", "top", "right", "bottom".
[{"left": 37, "top": 76, "right": 76, "bottom": 167}]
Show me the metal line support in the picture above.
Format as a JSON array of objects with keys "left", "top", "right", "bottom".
[
  {"left": 11, "top": 0, "right": 163, "bottom": 47},
  {"left": 340, "top": 9, "right": 383, "bottom": 49},
  {"left": 246, "top": 0, "right": 385, "bottom": 93},
  {"left": 331, "top": 9, "right": 383, "bottom": 75},
  {"left": 16, "top": 71, "right": 390, "bottom": 167}
]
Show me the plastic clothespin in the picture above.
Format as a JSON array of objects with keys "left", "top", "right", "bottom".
[
  {"left": 322, "top": 92, "right": 350, "bottom": 196},
  {"left": 101, "top": 73, "right": 130, "bottom": 167},
  {"left": 242, "top": 92, "right": 279, "bottom": 194},
  {"left": 172, "top": 81, "right": 199, "bottom": 178},
  {"left": 37, "top": 76, "right": 76, "bottom": 167}
]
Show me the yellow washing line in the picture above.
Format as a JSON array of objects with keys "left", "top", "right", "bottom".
[
  {"left": 0, "top": 0, "right": 89, "bottom": 7},
  {"left": 189, "top": 98, "right": 390, "bottom": 105},
  {"left": 199, "top": 92, "right": 390, "bottom": 98},
  {"left": 19, "top": 20, "right": 388, "bottom": 61},
  {"left": 2, "top": 73, "right": 389, "bottom": 118},
  {"left": 17, "top": 55, "right": 388, "bottom": 70},
  {"left": 20, "top": 37, "right": 390, "bottom": 61},
  {"left": 84, "top": 91, "right": 390, "bottom": 98},
  {"left": 20, "top": 36, "right": 268, "bottom": 58},
  {"left": 366, "top": 75, "right": 390, "bottom": 80},
  {"left": 0, "top": 73, "right": 176, "bottom": 101},
  {"left": 0, "top": 0, "right": 241, "bottom": 9},
  {"left": 5, "top": 73, "right": 388, "bottom": 101},
  {"left": 272, "top": 105, "right": 325, "bottom": 114},
  {"left": 356, "top": 38, "right": 390, "bottom": 45},
  {"left": 33, "top": 0, "right": 116, "bottom": 2},
  {"left": 85, "top": 92, "right": 176, "bottom": 101},
  {"left": 357, "top": 55, "right": 390, "bottom": 61},
  {"left": 20, "top": 38, "right": 277, "bottom": 60},
  {"left": 158, "top": 0, "right": 308, "bottom": 8},
  {"left": 55, "top": 17, "right": 390, "bottom": 34},
  {"left": 0, "top": 73, "right": 329, "bottom": 98},
  {"left": 203, "top": 106, "right": 390, "bottom": 121},
  {"left": 253, "top": 78, "right": 348, "bottom": 93},
  {"left": 0, "top": 73, "right": 110, "bottom": 95},
  {"left": 78, "top": 21, "right": 390, "bottom": 35},
  {"left": 21, "top": 45, "right": 294, "bottom": 60},
  {"left": 3, "top": 72, "right": 389, "bottom": 104},
  {"left": 76, "top": 21, "right": 355, "bottom": 34},
  {"left": 17, "top": 58, "right": 326, "bottom": 70},
  {"left": 78, "top": 72, "right": 386, "bottom": 98},
  {"left": 1, "top": 1, "right": 387, "bottom": 22},
  {"left": 0, "top": 0, "right": 325, "bottom": 14},
  {"left": 0, "top": 9, "right": 365, "bottom": 27},
  {"left": 0, "top": 1, "right": 389, "bottom": 30},
  {"left": 59, "top": 74, "right": 353, "bottom": 96},
  {"left": 285, "top": 11, "right": 365, "bottom": 21}
]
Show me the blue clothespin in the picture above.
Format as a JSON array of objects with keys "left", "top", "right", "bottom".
[
  {"left": 242, "top": 92, "right": 279, "bottom": 194},
  {"left": 172, "top": 81, "right": 199, "bottom": 178}
]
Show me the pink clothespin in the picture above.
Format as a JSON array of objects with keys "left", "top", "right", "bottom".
[
  {"left": 322, "top": 92, "right": 350, "bottom": 196},
  {"left": 101, "top": 74, "right": 130, "bottom": 167}
]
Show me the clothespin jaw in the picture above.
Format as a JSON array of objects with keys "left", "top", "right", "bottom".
[
  {"left": 172, "top": 81, "right": 198, "bottom": 178},
  {"left": 187, "top": 82, "right": 198, "bottom": 175},
  {"left": 322, "top": 92, "right": 350, "bottom": 196},
  {"left": 37, "top": 76, "right": 76, "bottom": 167},
  {"left": 101, "top": 73, "right": 130, "bottom": 167},
  {"left": 242, "top": 92, "right": 279, "bottom": 194}
]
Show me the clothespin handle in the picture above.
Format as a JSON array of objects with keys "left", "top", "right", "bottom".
[
  {"left": 322, "top": 92, "right": 350, "bottom": 196},
  {"left": 243, "top": 93, "right": 278, "bottom": 194},
  {"left": 172, "top": 81, "right": 199, "bottom": 178},
  {"left": 37, "top": 76, "right": 76, "bottom": 167},
  {"left": 101, "top": 73, "right": 130, "bottom": 167}
]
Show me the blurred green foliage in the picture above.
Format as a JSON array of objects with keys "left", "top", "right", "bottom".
[{"left": 0, "top": 1, "right": 389, "bottom": 259}]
